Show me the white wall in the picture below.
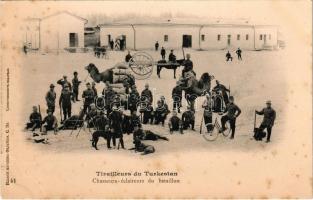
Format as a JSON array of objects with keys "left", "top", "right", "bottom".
[
  {"left": 134, "top": 25, "right": 200, "bottom": 50},
  {"left": 254, "top": 26, "right": 278, "bottom": 49},
  {"left": 24, "top": 20, "right": 40, "bottom": 49},
  {"left": 200, "top": 26, "right": 255, "bottom": 50},
  {"left": 100, "top": 24, "right": 278, "bottom": 51},
  {"left": 40, "top": 13, "right": 85, "bottom": 51}
]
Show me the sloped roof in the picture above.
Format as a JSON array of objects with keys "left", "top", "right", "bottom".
[{"left": 41, "top": 11, "right": 88, "bottom": 24}]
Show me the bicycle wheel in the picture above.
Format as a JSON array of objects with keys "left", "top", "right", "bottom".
[
  {"left": 202, "top": 123, "right": 219, "bottom": 141},
  {"left": 222, "top": 121, "right": 232, "bottom": 137}
]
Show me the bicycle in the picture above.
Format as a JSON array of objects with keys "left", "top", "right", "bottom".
[{"left": 200, "top": 116, "right": 231, "bottom": 141}]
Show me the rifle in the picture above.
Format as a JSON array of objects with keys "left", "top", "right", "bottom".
[
  {"left": 59, "top": 102, "right": 63, "bottom": 123},
  {"left": 38, "top": 105, "right": 42, "bottom": 132}
]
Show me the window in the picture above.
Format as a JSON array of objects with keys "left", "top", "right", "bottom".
[
  {"left": 201, "top": 34, "right": 205, "bottom": 41},
  {"left": 217, "top": 34, "right": 221, "bottom": 41},
  {"left": 246, "top": 34, "right": 249, "bottom": 40},
  {"left": 269, "top": 34, "right": 272, "bottom": 40},
  {"left": 259, "top": 35, "right": 263, "bottom": 40},
  {"left": 164, "top": 35, "right": 168, "bottom": 42},
  {"left": 237, "top": 34, "right": 240, "bottom": 40}
]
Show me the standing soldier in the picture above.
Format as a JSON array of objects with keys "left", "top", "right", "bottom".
[
  {"left": 255, "top": 100, "right": 276, "bottom": 143},
  {"left": 212, "top": 80, "right": 230, "bottom": 105},
  {"left": 219, "top": 96, "right": 241, "bottom": 139},
  {"left": 236, "top": 48, "right": 242, "bottom": 60},
  {"left": 45, "top": 84, "right": 56, "bottom": 113},
  {"left": 57, "top": 75, "right": 72, "bottom": 91},
  {"left": 182, "top": 54, "right": 194, "bottom": 78},
  {"left": 59, "top": 84, "right": 73, "bottom": 122},
  {"left": 103, "top": 84, "right": 116, "bottom": 116},
  {"left": 160, "top": 47, "right": 166, "bottom": 60},
  {"left": 72, "top": 71, "right": 81, "bottom": 101},
  {"left": 92, "top": 82, "right": 98, "bottom": 97},
  {"left": 202, "top": 93, "right": 213, "bottom": 132},
  {"left": 109, "top": 106, "right": 125, "bottom": 149},
  {"left": 141, "top": 83, "right": 153, "bottom": 104},
  {"left": 172, "top": 81, "right": 183, "bottom": 113},
  {"left": 110, "top": 39, "right": 114, "bottom": 50},
  {"left": 155, "top": 41, "right": 159, "bottom": 51},
  {"left": 128, "top": 85, "right": 140, "bottom": 113},
  {"left": 82, "top": 82, "right": 95, "bottom": 114}
]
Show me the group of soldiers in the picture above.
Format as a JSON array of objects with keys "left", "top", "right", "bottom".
[{"left": 25, "top": 48, "right": 276, "bottom": 151}]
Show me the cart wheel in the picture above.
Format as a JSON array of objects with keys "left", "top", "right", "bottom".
[
  {"left": 129, "top": 51, "right": 154, "bottom": 79},
  {"left": 222, "top": 121, "right": 231, "bottom": 137},
  {"left": 202, "top": 123, "right": 219, "bottom": 141}
]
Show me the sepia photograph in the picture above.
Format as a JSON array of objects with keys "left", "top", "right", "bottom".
[{"left": 0, "top": 0, "right": 312, "bottom": 198}]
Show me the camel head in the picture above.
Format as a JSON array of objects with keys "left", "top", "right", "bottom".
[{"left": 85, "top": 63, "right": 99, "bottom": 74}]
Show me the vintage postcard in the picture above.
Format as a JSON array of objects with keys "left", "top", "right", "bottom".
[{"left": 0, "top": 0, "right": 312, "bottom": 198}]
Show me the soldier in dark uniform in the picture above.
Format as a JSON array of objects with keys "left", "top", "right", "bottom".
[
  {"left": 219, "top": 96, "right": 241, "bottom": 139},
  {"left": 168, "top": 49, "right": 176, "bottom": 62},
  {"left": 226, "top": 51, "right": 233, "bottom": 62},
  {"left": 86, "top": 104, "right": 99, "bottom": 128},
  {"left": 59, "top": 84, "right": 74, "bottom": 121},
  {"left": 182, "top": 54, "right": 194, "bottom": 78},
  {"left": 45, "top": 84, "right": 56, "bottom": 113},
  {"left": 141, "top": 83, "right": 153, "bottom": 104},
  {"left": 168, "top": 110, "right": 183, "bottom": 134},
  {"left": 155, "top": 41, "right": 159, "bottom": 51},
  {"left": 154, "top": 98, "right": 170, "bottom": 126},
  {"left": 109, "top": 106, "right": 125, "bottom": 149},
  {"left": 236, "top": 48, "right": 242, "bottom": 60},
  {"left": 103, "top": 84, "right": 116, "bottom": 116},
  {"left": 182, "top": 106, "right": 195, "bottom": 130},
  {"left": 129, "top": 110, "right": 141, "bottom": 133},
  {"left": 82, "top": 82, "right": 95, "bottom": 114},
  {"left": 25, "top": 106, "right": 42, "bottom": 131},
  {"left": 172, "top": 81, "right": 182, "bottom": 113},
  {"left": 125, "top": 51, "right": 132, "bottom": 62},
  {"left": 160, "top": 47, "right": 166, "bottom": 60},
  {"left": 255, "top": 100, "right": 276, "bottom": 143},
  {"left": 92, "top": 82, "right": 98, "bottom": 97},
  {"left": 212, "top": 80, "right": 230, "bottom": 105},
  {"left": 42, "top": 109, "right": 58, "bottom": 134},
  {"left": 72, "top": 71, "right": 81, "bottom": 101},
  {"left": 140, "top": 100, "right": 154, "bottom": 125},
  {"left": 128, "top": 85, "right": 140, "bottom": 113},
  {"left": 110, "top": 40, "right": 114, "bottom": 50},
  {"left": 133, "top": 125, "right": 168, "bottom": 141},
  {"left": 57, "top": 75, "right": 72, "bottom": 91}
]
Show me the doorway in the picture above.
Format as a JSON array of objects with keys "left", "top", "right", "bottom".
[
  {"left": 69, "top": 33, "right": 78, "bottom": 47},
  {"left": 227, "top": 35, "right": 231, "bottom": 46},
  {"left": 182, "top": 35, "right": 192, "bottom": 48},
  {"left": 263, "top": 34, "right": 267, "bottom": 45}
]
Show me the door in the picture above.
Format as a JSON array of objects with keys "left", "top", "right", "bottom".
[
  {"left": 227, "top": 35, "right": 231, "bottom": 46},
  {"left": 69, "top": 33, "right": 78, "bottom": 47},
  {"left": 182, "top": 35, "right": 192, "bottom": 48},
  {"left": 263, "top": 34, "right": 267, "bottom": 45}
]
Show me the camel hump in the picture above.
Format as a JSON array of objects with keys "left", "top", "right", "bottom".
[{"left": 112, "top": 62, "right": 129, "bottom": 70}]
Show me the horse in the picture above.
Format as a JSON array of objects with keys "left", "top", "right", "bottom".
[
  {"left": 85, "top": 63, "right": 135, "bottom": 87},
  {"left": 156, "top": 59, "right": 185, "bottom": 79}
]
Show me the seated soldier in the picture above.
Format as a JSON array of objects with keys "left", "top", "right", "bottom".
[
  {"left": 168, "top": 49, "right": 176, "bottom": 62},
  {"left": 42, "top": 109, "right": 58, "bottom": 134},
  {"left": 226, "top": 51, "right": 233, "bottom": 62},
  {"left": 154, "top": 99, "right": 170, "bottom": 126},
  {"left": 182, "top": 106, "right": 195, "bottom": 130},
  {"left": 139, "top": 98, "right": 154, "bottom": 124},
  {"left": 168, "top": 110, "right": 183, "bottom": 134},
  {"left": 133, "top": 125, "right": 168, "bottom": 141},
  {"left": 58, "top": 107, "right": 85, "bottom": 130},
  {"left": 86, "top": 104, "right": 99, "bottom": 128},
  {"left": 25, "top": 106, "right": 42, "bottom": 131}
]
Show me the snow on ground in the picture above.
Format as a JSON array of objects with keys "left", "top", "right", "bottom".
[{"left": 17, "top": 49, "right": 288, "bottom": 155}]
